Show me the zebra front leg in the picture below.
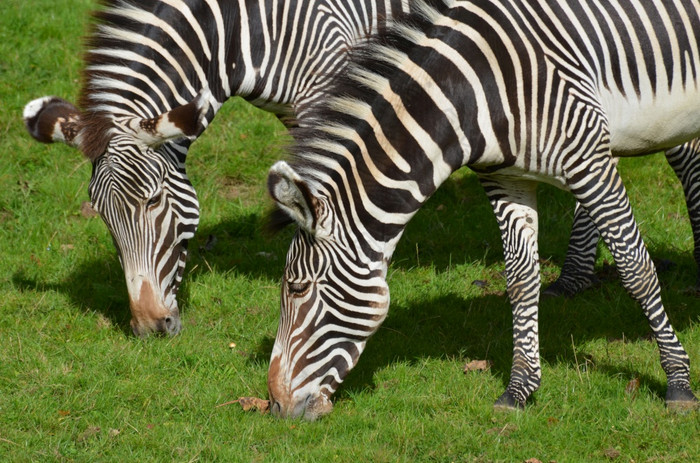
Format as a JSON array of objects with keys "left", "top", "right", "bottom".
[
  {"left": 480, "top": 177, "right": 542, "bottom": 409},
  {"left": 568, "top": 154, "right": 698, "bottom": 410},
  {"left": 665, "top": 139, "right": 700, "bottom": 291}
]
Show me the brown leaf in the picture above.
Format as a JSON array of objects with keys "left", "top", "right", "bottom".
[
  {"left": 463, "top": 359, "right": 492, "bottom": 373},
  {"left": 80, "top": 201, "right": 98, "bottom": 219},
  {"left": 603, "top": 448, "right": 621, "bottom": 459},
  {"left": 524, "top": 459, "right": 543, "bottom": 463},
  {"left": 625, "top": 377, "right": 640, "bottom": 399},
  {"left": 237, "top": 397, "right": 270, "bottom": 414}
]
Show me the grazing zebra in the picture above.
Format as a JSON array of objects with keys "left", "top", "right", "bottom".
[
  {"left": 266, "top": 0, "right": 700, "bottom": 419},
  {"left": 23, "top": 0, "right": 442, "bottom": 336}
]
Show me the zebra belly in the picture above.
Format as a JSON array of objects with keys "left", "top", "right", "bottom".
[{"left": 602, "top": 87, "right": 700, "bottom": 156}]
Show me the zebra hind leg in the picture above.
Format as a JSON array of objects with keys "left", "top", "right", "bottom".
[
  {"left": 665, "top": 139, "right": 700, "bottom": 292},
  {"left": 568, "top": 154, "right": 698, "bottom": 410},
  {"left": 542, "top": 202, "right": 600, "bottom": 297},
  {"left": 480, "top": 177, "right": 542, "bottom": 409},
  {"left": 544, "top": 157, "right": 623, "bottom": 298}
]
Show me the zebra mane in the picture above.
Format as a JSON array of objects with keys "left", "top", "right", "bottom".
[
  {"left": 77, "top": 0, "right": 201, "bottom": 160},
  {"left": 266, "top": 1, "right": 445, "bottom": 233},
  {"left": 288, "top": 0, "right": 445, "bottom": 156},
  {"left": 265, "top": 0, "right": 446, "bottom": 232},
  {"left": 79, "top": 0, "right": 162, "bottom": 112}
]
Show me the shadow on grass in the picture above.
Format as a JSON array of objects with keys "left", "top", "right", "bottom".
[
  {"left": 329, "top": 264, "right": 699, "bottom": 402},
  {"left": 10, "top": 173, "right": 700, "bottom": 402},
  {"left": 11, "top": 256, "right": 133, "bottom": 336}
]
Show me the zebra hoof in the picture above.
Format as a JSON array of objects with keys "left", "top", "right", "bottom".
[
  {"left": 666, "top": 387, "right": 699, "bottom": 413},
  {"left": 493, "top": 391, "right": 525, "bottom": 411}
]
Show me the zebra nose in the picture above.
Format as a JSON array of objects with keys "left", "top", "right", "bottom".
[
  {"left": 269, "top": 393, "right": 333, "bottom": 420},
  {"left": 163, "top": 315, "right": 181, "bottom": 335},
  {"left": 269, "top": 394, "right": 309, "bottom": 419},
  {"left": 270, "top": 399, "right": 282, "bottom": 417}
]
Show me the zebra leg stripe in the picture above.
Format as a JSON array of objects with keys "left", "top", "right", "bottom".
[
  {"left": 543, "top": 202, "right": 600, "bottom": 297},
  {"left": 568, "top": 152, "right": 697, "bottom": 407},
  {"left": 666, "top": 139, "right": 700, "bottom": 290},
  {"left": 481, "top": 177, "right": 542, "bottom": 408},
  {"left": 545, "top": 158, "right": 622, "bottom": 298}
]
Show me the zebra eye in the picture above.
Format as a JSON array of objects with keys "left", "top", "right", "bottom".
[
  {"left": 287, "top": 281, "right": 311, "bottom": 295},
  {"left": 146, "top": 191, "right": 162, "bottom": 208}
]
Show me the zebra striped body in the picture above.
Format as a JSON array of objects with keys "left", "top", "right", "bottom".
[
  {"left": 23, "top": 0, "right": 423, "bottom": 335},
  {"left": 267, "top": 0, "right": 700, "bottom": 419}
]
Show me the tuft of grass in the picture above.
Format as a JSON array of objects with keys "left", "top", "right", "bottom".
[{"left": 1, "top": 1, "right": 698, "bottom": 462}]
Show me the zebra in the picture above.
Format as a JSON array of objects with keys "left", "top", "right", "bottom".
[
  {"left": 23, "top": 0, "right": 444, "bottom": 336},
  {"left": 265, "top": 0, "right": 700, "bottom": 419},
  {"left": 22, "top": 0, "right": 700, "bottom": 337}
]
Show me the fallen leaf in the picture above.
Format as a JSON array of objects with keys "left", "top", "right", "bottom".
[
  {"left": 603, "top": 448, "right": 621, "bottom": 459},
  {"left": 80, "top": 201, "right": 98, "bottom": 218},
  {"left": 236, "top": 396, "right": 270, "bottom": 414},
  {"left": 463, "top": 359, "right": 492, "bottom": 373},
  {"left": 58, "top": 410, "right": 70, "bottom": 416},
  {"left": 625, "top": 377, "right": 640, "bottom": 399},
  {"left": 524, "top": 459, "right": 543, "bottom": 463},
  {"left": 108, "top": 428, "right": 120, "bottom": 438}
]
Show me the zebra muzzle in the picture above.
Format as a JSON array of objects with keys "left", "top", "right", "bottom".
[{"left": 127, "top": 276, "right": 181, "bottom": 337}]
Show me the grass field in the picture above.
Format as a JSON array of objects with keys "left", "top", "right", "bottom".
[{"left": 1, "top": 0, "right": 699, "bottom": 461}]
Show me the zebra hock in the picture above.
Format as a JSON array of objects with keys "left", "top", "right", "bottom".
[
  {"left": 266, "top": 0, "right": 700, "bottom": 420},
  {"left": 22, "top": 0, "right": 426, "bottom": 336}
]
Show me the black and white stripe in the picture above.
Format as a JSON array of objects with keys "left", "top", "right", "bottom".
[
  {"left": 24, "top": 0, "right": 430, "bottom": 335},
  {"left": 267, "top": 0, "right": 699, "bottom": 419}
]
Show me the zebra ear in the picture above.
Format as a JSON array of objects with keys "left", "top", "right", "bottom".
[
  {"left": 131, "top": 87, "right": 212, "bottom": 146},
  {"left": 267, "top": 161, "right": 318, "bottom": 232},
  {"left": 23, "top": 97, "right": 82, "bottom": 147}
]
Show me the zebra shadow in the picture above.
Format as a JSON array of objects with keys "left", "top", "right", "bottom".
[
  {"left": 11, "top": 255, "right": 133, "bottom": 336},
  {"left": 329, "top": 266, "right": 699, "bottom": 403}
]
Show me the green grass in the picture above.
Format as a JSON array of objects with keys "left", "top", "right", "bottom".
[{"left": 1, "top": 1, "right": 699, "bottom": 461}]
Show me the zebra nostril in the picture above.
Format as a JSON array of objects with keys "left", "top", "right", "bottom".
[{"left": 269, "top": 399, "right": 283, "bottom": 417}]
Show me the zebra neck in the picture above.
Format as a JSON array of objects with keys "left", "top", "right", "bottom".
[{"left": 231, "top": 0, "right": 415, "bottom": 112}]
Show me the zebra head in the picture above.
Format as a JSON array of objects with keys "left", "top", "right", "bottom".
[
  {"left": 24, "top": 93, "right": 209, "bottom": 336},
  {"left": 266, "top": 161, "right": 391, "bottom": 420}
]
